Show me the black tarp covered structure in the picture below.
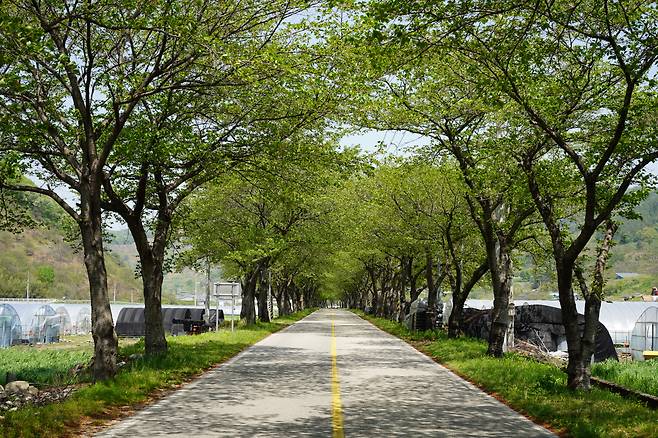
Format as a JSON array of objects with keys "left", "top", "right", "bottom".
[
  {"left": 462, "top": 304, "right": 618, "bottom": 362},
  {"left": 116, "top": 307, "right": 209, "bottom": 337}
]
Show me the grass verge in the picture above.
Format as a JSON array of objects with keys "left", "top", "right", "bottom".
[
  {"left": 0, "top": 308, "right": 315, "bottom": 438},
  {"left": 592, "top": 359, "right": 658, "bottom": 397},
  {"left": 353, "top": 310, "right": 658, "bottom": 438}
]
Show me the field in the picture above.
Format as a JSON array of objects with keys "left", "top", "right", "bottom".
[
  {"left": 0, "top": 309, "right": 314, "bottom": 438},
  {"left": 356, "top": 311, "right": 658, "bottom": 438},
  {"left": 592, "top": 359, "right": 658, "bottom": 397}
]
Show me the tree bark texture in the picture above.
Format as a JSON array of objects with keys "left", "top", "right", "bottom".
[
  {"left": 241, "top": 269, "right": 258, "bottom": 324},
  {"left": 79, "top": 179, "right": 117, "bottom": 381},
  {"left": 486, "top": 238, "right": 513, "bottom": 357}
]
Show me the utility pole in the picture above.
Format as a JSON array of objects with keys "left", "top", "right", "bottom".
[{"left": 205, "top": 258, "right": 211, "bottom": 324}]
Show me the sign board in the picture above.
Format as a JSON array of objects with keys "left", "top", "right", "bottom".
[{"left": 213, "top": 282, "right": 240, "bottom": 332}]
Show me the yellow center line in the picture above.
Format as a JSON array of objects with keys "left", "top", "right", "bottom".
[{"left": 331, "top": 318, "right": 344, "bottom": 438}]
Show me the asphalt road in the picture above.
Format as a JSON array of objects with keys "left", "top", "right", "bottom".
[{"left": 98, "top": 309, "right": 554, "bottom": 437}]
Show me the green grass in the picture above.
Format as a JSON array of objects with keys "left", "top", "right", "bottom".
[
  {"left": 355, "top": 310, "right": 658, "bottom": 438},
  {"left": 0, "top": 348, "right": 91, "bottom": 386},
  {"left": 592, "top": 359, "right": 658, "bottom": 397},
  {"left": 0, "top": 308, "right": 315, "bottom": 438}
]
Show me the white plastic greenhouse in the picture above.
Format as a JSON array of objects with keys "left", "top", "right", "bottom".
[
  {"left": 54, "top": 306, "right": 73, "bottom": 335},
  {"left": 630, "top": 306, "right": 658, "bottom": 361},
  {"left": 0, "top": 303, "right": 22, "bottom": 348},
  {"left": 10, "top": 303, "right": 61, "bottom": 343},
  {"left": 55, "top": 303, "right": 92, "bottom": 334},
  {"left": 0, "top": 300, "right": 238, "bottom": 346}
]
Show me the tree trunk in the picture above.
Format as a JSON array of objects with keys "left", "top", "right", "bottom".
[
  {"left": 398, "top": 258, "right": 407, "bottom": 323},
  {"left": 125, "top": 218, "right": 168, "bottom": 356},
  {"left": 556, "top": 263, "right": 585, "bottom": 387},
  {"left": 274, "top": 288, "right": 284, "bottom": 316},
  {"left": 367, "top": 266, "right": 380, "bottom": 315},
  {"left": 257, "top": 265, "right": 271, "bottom": 323},
  {"left": 564, "top": 221, "right": 617, "bottom": 390},
  {"left": 280, "top": 283, "right": 293, "bottom": 316},
  {"left": 240, "top": 269, "right": 258, "bottom": 325},
  {"left": 79, "top": 180, "right": 117, "bottom": 381},
  {"left": 141, "top": 259, "right": 167, "bottom": 355},
  {"left": 487, "top": 239, "right": 513, "bottom": 357},
  {"left": 409, "top": 261, "right": 422, "bottom": 303},
  {"left": 448, "top": 293, "right": 467, "bottom": 338},
  {"left": 425, "top": 249, "right": 438, "bottom": 328}
]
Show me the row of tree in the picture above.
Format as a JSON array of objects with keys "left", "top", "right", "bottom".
[
  {"left": 0, "top": 0, "right": 334, "bottom": 380},
  {"left": 1, "top": 1, "right": 656, "bottom": 393},
  {"left": 321, "top": 0, "right": 658, "bottom": 390}
]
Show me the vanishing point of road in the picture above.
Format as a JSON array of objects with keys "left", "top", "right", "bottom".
[{"left": 99, "top": 309, "right": 555, "bottom": 437}]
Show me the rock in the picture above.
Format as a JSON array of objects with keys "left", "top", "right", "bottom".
[
  {"left": 117, "top": 361, "right": 126, "bottom": 368},
  {"left": 5, "top": 381, "right": 29, "bottom": 394},
  {"left": 128, "top": 353, "right": 143, "bottom": 361},
  {"left": 0, "top": 385, "right": 3, "bottom": 392},
  {"left": 27, "top": 386, "right": 38, "bottom": 396}
]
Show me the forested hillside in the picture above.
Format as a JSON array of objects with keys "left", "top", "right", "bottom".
[
  {"left": 0, "top": 186, "right": 141, "bottom": 300},
  {"left": 476, "top": 192, "right": 658, "bottom": 300},
  {"left": 606, "top": 191, "right": 658, "bottom": 297},
  {"left": 2, "top": 186, "right": 655, "bottom": 301}
]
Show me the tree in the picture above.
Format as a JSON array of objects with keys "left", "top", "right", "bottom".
[
  {"left": 456, "top": 0, "right": 658, "bottom": 389},
  {"left": 336, "top": 40, "right": 541, "bottom": 353},
  {"left": 358, "top": 0, "right": 658, "bottom": 388},
  {"left": 181, "top": 138, "right": 353, "bottom": 323},
  {"left": 0, "top": 1, "right": 222, "bottom": 378},
  {"left": 98, "top": 0, "right": 318, "bottom": 354}
]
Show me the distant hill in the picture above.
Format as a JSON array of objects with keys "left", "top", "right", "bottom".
[
  {"left": 0, "top": 184, "right": 142, "bottom": 300},
  {"left": 105, "top": 229, "right": 215, "bottom": 303},
  {"left": 467, "top": 191, "right": 658, "bottom": 301},
  {"left": 606, "top": 191, "right": 658, "bottom": 298}
]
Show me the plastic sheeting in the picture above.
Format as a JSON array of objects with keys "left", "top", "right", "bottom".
[
  {"left": 461, "top": 304, "right": 617, "bottom": 362},
  {"left": 54, "top": 304, "right": 92, "bottom": 334},
  {"left": 54, "top": 306, "right": 73, "bottom": 335},
  {"left": 464, "top": 299, "right": 658, "bottom": 345},
  {"left": 0, "top": 304, "right": 21, "bottom": 348},
  {"left": 7, "top": 303, "right": 60, "bottom": 343},
  {"left": 630, "top": 306, "right": 658, "bottom": 361},
  {"left": 115, "top": 307, "right": 210, "bottom": 337}
]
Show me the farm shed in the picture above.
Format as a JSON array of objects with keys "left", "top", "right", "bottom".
[
  {"left": 464, "top": 300, "right": 658, "bottom": 346},
  {"left": 0, "top": 303, "right": 22, "bottom": 348},
  {"left": 115, "top": 307, "right": 208, "bottom": 337},
  {"left": 630, "top": 306, "right": 658, "bottom": 361},
  {"left": 461, "top": 304, "right": 618, "bottom": 362}
]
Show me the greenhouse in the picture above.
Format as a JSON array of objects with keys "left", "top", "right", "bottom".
[
  {"left": 630, "top": 306, "right": 658, "bottom": 361},
  {"left": 54, "top": 303, "right": 93, "bottom": 334},
  {"left": 115, "top": 307, "right": 208, "bottom": 337},
  {"left": 0, "top": 303, "right": 22, "bottom": 348},
  {"left": 465, "top": 299, "right": 658, "bottom": 348},
  {"left": 76, "top": 306, "right": 92, "bottom": 334},
  {"left": 8, "top": 303, "right": 61, "bottom": 344},
  {"left": 54, "top": 306, "right": 73, "bottom": 335}
]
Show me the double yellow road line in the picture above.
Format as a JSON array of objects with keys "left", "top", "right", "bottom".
[{"left": 331, "top": 318, "right": 344, "bottom": 438}]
